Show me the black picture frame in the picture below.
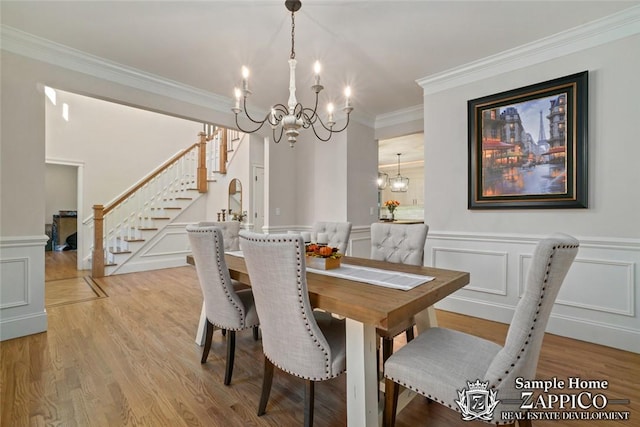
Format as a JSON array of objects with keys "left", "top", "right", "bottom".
[{"left": 468, "top": 71, "right": 588, "bottom": 209}]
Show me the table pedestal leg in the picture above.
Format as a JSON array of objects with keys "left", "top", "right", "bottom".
[{"left": 346, "top": 318, "right": 379, "bottom": 427}]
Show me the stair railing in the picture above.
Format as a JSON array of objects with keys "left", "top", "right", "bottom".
[
  {"left": 207, "top": 127, "right": 243, "bottom": 179},
  {"left": 92, "top": 138, "right": 207, "bottom": 277}
]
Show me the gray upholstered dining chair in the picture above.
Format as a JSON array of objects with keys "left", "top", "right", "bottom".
[
  {"left": 197, "top": 220, "right": 241, "bottom": 251},
  {"left": 383, "top": 233, "right": 579, "bottom": 427},
  {"left": 370, "top": 222, "right": 433, "bottom": 362},
  {"left": 186, "top": 224, "right": 259, "bottom": 385},
  {"left": 240, "top": 231, "right": 347, "bottom": 427},
  {"left": 312, "top": 221, "right": 352, "bottom": 255}
]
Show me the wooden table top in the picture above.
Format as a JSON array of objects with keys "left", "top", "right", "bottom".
[{"left": 186, "top": 254, "right": 469, "bottom": 337}]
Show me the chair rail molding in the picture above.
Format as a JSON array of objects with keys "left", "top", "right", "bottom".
[{"left": 425, "top": 231, "right": 640, "bottom": 353}]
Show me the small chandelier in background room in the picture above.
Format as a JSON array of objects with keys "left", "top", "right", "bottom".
[
  {"left": 390, "top": 153, "right": 409, "bottom": 192},
  {"left": 376, "top": 171, "right": 389, "bottom": 190},
  {"left": 231, "top": 0, "right": 353, "bottom": 148}
]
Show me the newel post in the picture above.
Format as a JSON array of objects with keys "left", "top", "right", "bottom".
[
  {"left": 197, "top": 131, "right": 207, "bottom": 193},
  {"left": 92, "top": 204, "right": 105, "bottom": 278},
  {"left": 219, "top": 129, "right": 228, "bottom": 175}
]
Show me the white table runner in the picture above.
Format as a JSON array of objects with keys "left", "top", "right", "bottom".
[
  {"left": 225, "top": 251, "right": 434, "bottom": 291},
  {"left": 307, "top": 264, "right": 434, "bottom": 291}
]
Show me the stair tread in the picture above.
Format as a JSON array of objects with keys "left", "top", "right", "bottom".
[
  {"left": 110, "top": 250, "right": 132, "bottom": 255},
  {"left": 119, "top": 237, "right": 145, "bottom": 242},
  {"left": 138, "top": 227, "right": 159, "bottom": 231}
]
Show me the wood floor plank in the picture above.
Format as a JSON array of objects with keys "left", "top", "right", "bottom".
[{"left": 2, "top": 256, "right": 637, "bottom": 426}]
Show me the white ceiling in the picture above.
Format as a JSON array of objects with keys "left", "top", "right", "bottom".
[{"left": 2, "top": 1, "right": 637, "bottom": 165}]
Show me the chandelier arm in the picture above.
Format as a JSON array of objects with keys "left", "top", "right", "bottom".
[
  {"left": 329, "top": 112, "right": 351, "bottom": 133},
  {"left": 292, "top": 103, "right": 305, "bottom": 119},
  {"left": 307, "top": 122, "right": 335, "bottom": 142},
  {"left": 241, "top": 96, "right": 271, "bottom": 125},
  {"left": 310, "top": 111, "right": 351, "bottom": 133},
  {"left": 303, "top": 108, "right": 332, "bottom": 131},
  {"left": 302, "top": 91, "right": 321, "bottom": 124},
  {"left": 234, "top": 112, "right": 269, "bottom": 134},
  {"left": 273, "top": 126, "right": 284, "bottom": 143}
]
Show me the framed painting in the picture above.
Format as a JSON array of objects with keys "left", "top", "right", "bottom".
[{"left": 468, "top": 71, "right": 588, "bottom": 209}]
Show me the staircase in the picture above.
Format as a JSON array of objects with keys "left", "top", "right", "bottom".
[{"left": 89, "top": 128, "right": 246, "bottom": 277}]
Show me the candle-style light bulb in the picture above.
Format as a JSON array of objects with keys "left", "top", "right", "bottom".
[
  {"left": 234, "top": 87, "right": 242, "bottom": 109},
  {"left": 241, "top": 66, "right": 249, "bottom": 92},
  {"left": 344, "top": 86, "right": 352, "bottom": 109},
  {"left": 327, "top": 102, "right": 335, "bottom": 124},
  {"left": 314, "top": 61, "right": 321, "bottom": 85}
]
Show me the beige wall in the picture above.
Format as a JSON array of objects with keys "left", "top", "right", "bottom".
[
  {"left": 421, "top": 34, "right": 640, "bottom": 352},
  {"left": 423, "top": 35, "right": 640, "bottom": 238}
]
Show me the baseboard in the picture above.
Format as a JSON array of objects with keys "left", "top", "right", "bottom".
[
  {"left": 437, "top": 291, "right": 640, "bottom": 354},
  {"left": 0, "top": 310, "right": 48, "bottom": 341}
]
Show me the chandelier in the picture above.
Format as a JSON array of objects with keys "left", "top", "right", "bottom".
[
  {"left": 231, "top": 0, "right": 353, "bottom": 148},
  {"left": 390, "top": 153, "right": 409, "bottom": 192}
]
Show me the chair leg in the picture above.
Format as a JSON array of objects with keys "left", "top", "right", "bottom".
[
  {"left": 224, "top": 330, "right": 236, "bottom": 385},
  {"left": 253, "top": 326, "right": 259, "bottom": 341},
  {"left": 405, "top": 326, "right": 414, "bottom": 342},
  {"left": 258, "top": 356, "right": 275, "bottom": 416},
  {"left": 304, "top": 380, "right": 315, "bottom": 427},
  {"left": 382, "top": 337, "right": 394, "bottom": 364},
  {"left": 201, "top": 319, "right": 213, "bottom": 363},
  {"left": 384, "top": 378, "right": 399, "bottom": 427}
]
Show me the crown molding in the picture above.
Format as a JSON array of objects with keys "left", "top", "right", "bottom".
[
  {"left": 374, "top": 104, "right": 423, "bottom": 130},
  {"left": 417, "top": 5, "right": 640, "bottom": 95},
  {"left": 1, "top": 25, "right": 378, "bottom": 129},
  {"left": 0, "top": 25, "right": 233, "bottom": 113}
]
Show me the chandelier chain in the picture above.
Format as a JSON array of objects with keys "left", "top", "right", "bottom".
[{"left": 290, "top": 11, "right": 296, "bottom": 59}]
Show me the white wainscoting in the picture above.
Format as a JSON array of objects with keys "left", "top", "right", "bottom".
[
  {"left": 0, "top": 235, "right": 49, "bottom": 341},
  {"left": 348, "top": 225, "right": 372, "bottom": 258},
  {"left": 109, "top": 223, "right": 194, "bottom": 275},
  {"left": 427, "top": 232, "right": 640, "bottom": 353}
]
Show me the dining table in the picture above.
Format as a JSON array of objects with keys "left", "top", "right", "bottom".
[{"left": 186, "top": 253, "right": 469, "bottom": 427}]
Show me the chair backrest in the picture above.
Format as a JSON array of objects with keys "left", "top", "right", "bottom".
[
  {"left": 240, "top": 231, "right": 342, "bottom": 380},
  {"left": 312, "top": 222, "right": 352, "bottom": 255},
  {"left": 186, "top": 224, "right": 248, "bottom": 329},
  {"left": 197, "top": 221, "right": 241, "bottom": 251},
  {"left": 370, "top": 222, "right": 429, "bottom": 266},
  {"left": 485, "top": 233, "right": 579, "bottom": 416}
]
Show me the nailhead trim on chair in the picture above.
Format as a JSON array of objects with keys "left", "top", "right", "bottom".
[
  {"left": 385, "top": 242, "right": 579, "bottom": 426},
  {"left": 189, "top": 227, "right": 258, "bottom": 331},
  {"left": 489, "top": 244, "right": 578, "bottom": 388},
  {"left": 240, "top": 234, "right": 346, "bottom": 381}
]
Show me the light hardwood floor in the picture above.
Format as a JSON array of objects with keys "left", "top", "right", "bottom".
[{"left": 1, "top": 255, "right": 637, "bottom": 426}]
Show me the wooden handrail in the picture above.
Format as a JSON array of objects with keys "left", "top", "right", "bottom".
[
  {"left": 103, "top": 142, "right": 199, "bottom": 216},
  {"left": 93, "top": 139, "right": 205, "bottom": 278}
]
